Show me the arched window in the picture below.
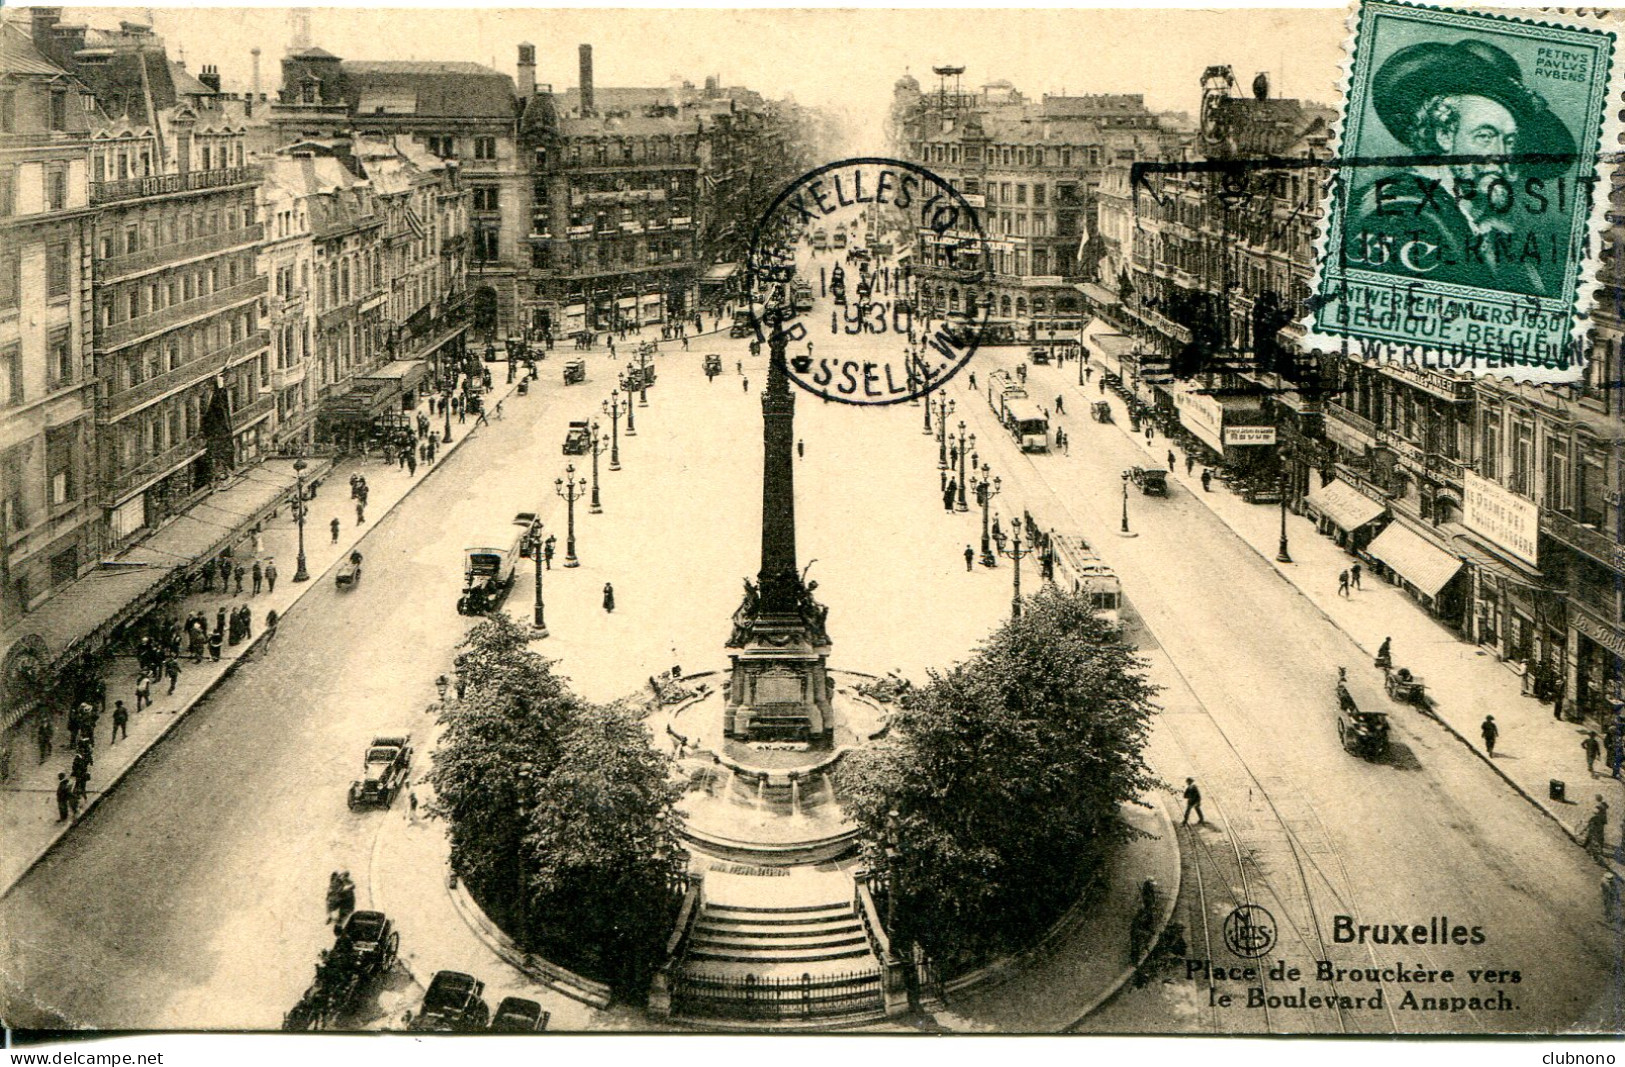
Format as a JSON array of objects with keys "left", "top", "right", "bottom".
[
  {"left": 949, "top": 288, "right": 961, "bottom": 312},
  {"left": 1001, "top": 295, "right": 1012, "bottom": 317},
  {"left": 1016, "top": 297, "right": 1028, "bottom": 318}
]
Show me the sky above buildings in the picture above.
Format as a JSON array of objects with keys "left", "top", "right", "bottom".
[{"left": 56, "top": 5, "right": 1347, "bottom": 145}]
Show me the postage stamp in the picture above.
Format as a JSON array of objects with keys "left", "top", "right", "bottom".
[
  {"left": 743, "top": 157, "right": 992, "bottom": 405},
  {"left": 1309, "top": 0, "right": 1621, "bottom": 381}
]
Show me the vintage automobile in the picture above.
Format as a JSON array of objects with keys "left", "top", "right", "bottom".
[
  {"left": 333, "top": 910, "right": 400, "bottom": 979},
  {"left": 1336, "top": 669, "right": 1391, "bottom": 760},
  {"left": 563, "top": 421, "right": 592, "bottom": 455},
  {"left": 1029, "top": 346, "right": 1051, "bottom": 365},
  {"left": 563, "top": 359, "right": 586, "bottom": 385},
  {"left": 490, "top": 996, "right": 551, "bottom": 1032},
  {"left": 457, "top": 513, "right": 535, "bottom": 616},
  {"left": 348, "top": 735, "right": 413, "bottom": 810},
  {"left": 411, "top": 971, "right": 491, "bottom": 1032},
  {"left": 703, "top": 353, "right": 723, "bottom": 378},
  {"left": 1129, "top": 466, "right": 1169, "bottom": 496},
  {"left": 730, "top": 308, "right": 757, "bottom": 337},
  {"left": 622, "top": 362, "right": 657, "bottom": 392}
]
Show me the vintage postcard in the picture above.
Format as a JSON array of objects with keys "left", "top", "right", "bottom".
[{"left": 0, "top": 1, "right": 1622, "bottom": 1051}]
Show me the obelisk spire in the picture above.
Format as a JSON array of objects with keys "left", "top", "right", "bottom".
[{"left": 758, "top": 326, "right": 800, "bottom": 613}]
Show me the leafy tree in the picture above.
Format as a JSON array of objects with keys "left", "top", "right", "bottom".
[
  {"left": 427, "top": 614, "right": 679, "bottom": 993},
  {"left": 837, "top": 586, "right": 1159, "bottom": 973}
]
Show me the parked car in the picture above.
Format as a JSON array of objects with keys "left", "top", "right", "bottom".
[
  {"left": 563, "top": 359, "right": 586, "bottom": 385},
  {"left": 1029, "top": 346, "right": 1051, "bottom": 365},
  {"left": 490, "top": 996, "right": 550, "bottom": 1032},
  {"left": 703, "top": 353, "right": 723, "bottom": 378},
  {"left": 1128, "top": 467, "right": 1169, "bottom": 496},
  {"left": 411, "top": 971, "right": 490, "bottom": 1032},
  {"left": 563, "top": 421, "right": 592, "bottom": 455},
  {"left": 332, "top": 910, "right": 400, "bottom": 980},
  {"left": 348, "top": 735, "right": 412, "bottom": 810}
]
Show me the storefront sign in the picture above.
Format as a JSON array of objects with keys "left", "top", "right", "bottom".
[
  {"left": 1463, "top": 472, "right": 1539, "bottom": 567},
  {"left": 1224, "top": 425, "right": 1277, "bottom": 447},
  {"left": 1573, "top": 607, "right": 1625, "bottom": 659},
  {"left": 1173, "top": 384, "right": 1225, "bottom": 454}
]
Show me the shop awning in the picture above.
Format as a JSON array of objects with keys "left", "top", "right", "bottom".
[
  {"left": 1367, "top": 522, "right": 1463, "bottom": 598},
  {"left": 361, "top": 359, "right": 430, "bottom": 394},
  {"left": 1075, "top": 281, "right": 1119, "bottom": 306},
  {"left": 702, "top": 263, "right": 740, "bottom": 283},
  {"left": 1306, "top": 478, "right": 1387, "bottom": 532},
  {"left": 0, "top": 457, "right": 331, "bottom": 688},
  {"left": 319, "top": 379, "right": 403, "bottom": 424}
]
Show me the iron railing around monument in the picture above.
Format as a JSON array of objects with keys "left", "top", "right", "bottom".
[{"left": 669, "top": 969, "right": 883, "bottom": 1021}]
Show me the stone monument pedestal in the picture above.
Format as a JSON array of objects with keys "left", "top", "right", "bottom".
[{"left": 723, "top": 614, "right": 834, "bottom": 744}]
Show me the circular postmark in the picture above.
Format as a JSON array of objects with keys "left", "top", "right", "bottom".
[
  {"left": 1223, "top": 904, "right": 1277, "bottom": 959},
  {"left": 743, "top": 157, "right": 992, "bottom": 405}
]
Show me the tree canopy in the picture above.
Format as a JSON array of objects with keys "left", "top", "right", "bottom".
[
  {"left": 426, "top": 613, "right": 679, "bottom": 992},
  {"left": 836, "top": 586, "right": 1159, "bottom": 972}
]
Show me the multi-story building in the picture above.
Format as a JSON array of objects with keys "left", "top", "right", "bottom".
[
  {"left": 258, "top": 153, "right": 317, "bottom": 447},
  {"left": 270, "top": 46, "right": 519, "bottom": 335},
  {"left": 896, "top": 74, "right": 1179, "bottom": 340},
  {"left": 1082, "top": 62, "right": 1625, "bottom": 726},
  {"left": 0, "top": 20, "right": 98, "bottom": 734}
]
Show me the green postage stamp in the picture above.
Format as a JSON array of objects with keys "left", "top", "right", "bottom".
[{"left": 1311, "top": 0, "right": 1622, "bottom": 383}]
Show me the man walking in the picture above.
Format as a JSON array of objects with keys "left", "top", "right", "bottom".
[
  {"left": 56, "top": 772, "right": 74, "bottom": 821},
  {"left": 797, "top": 439, "right": 805, "bottom": 459},
  {"left": 71, "top": 749, "right": 90, "bottom": 800},
  {"left": 164, "top": 654, "right": 180, "bottom": 696},
  {"left": 965, "top": 545, "right": 975, "bottom": 572},
  {"left": 1167, "top": 449, "right": 1176, "bottom": 472},
  {"left": 330, "top": 517, "right": 341, "bottom": 544},
  {"left": 1182, "top": 778, "right": 1205, "bottom": 825},
  {"left": 1186, "top": 454, "right": 1195, "bottom": 476},
  {"left": 1055, "top": 394, "right": 1065, "bottom": 415},
  {"left": 1337, "top": 570, "right": 1351, "bottom": 598},
  {"left": 111, "top": 700, "right": 128, "bottom": 743},
  {"left": 602, "top": 582, "right": 616, "bottom": 613},
  {"left": 943, "top": 477, "right": 958, "bottom": 514},
  {"left": 233, "top": 563, "right": 246, "bottom": 594},
  {"left": 356, "top": 500, "right": 366, "bottom": 526},
  {"left": 1201, "top": 468, "right": 1212, "bottom": 492},
  {"left": 134, "top": 671, "right": 152, "bottom": 712},
  {"left": 1582, "top": 795, "right": 1610, "bottom": 860},
  {"left": 265, "top": 558, "right": 278, "bottom": 594},
  {"left": 1584, "top": 731, "right": 1602, "bottom": 775},
  {"left": 252, "top": 559, "right": 263, "bottom": 595},
  {"left": 1350, "top": 562, "right": 1362, "bottom": 590},
  {"left": 1481, "top": 714, "right": 1499, "bottom": 757}
]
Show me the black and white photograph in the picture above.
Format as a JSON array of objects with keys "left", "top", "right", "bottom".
[{"left": 0, "top": 2, "right": 1621, "bottom": 1051}]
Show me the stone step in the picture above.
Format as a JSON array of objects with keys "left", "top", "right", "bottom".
[
  {"left": 705, "top": 901, "right": 851, "bottom": 918},
  {"left": 686, "top": 942, "right": 876, "bottom": 965},
  {"left": 694, "top": 919, "right": 864, "bottom": 939}
]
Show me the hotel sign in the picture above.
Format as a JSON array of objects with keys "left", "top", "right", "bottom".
[{"left": 1464, "top": 472, "right": 1539, "bottom": 567}]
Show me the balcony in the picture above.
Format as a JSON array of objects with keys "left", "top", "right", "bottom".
[
  {"left": 1542, "top": 508, "right": 1625, "bottom": 570},
  {"left": 231, "top": 394, "right": 275, "bottom": 430},
  {"left": 110, "top": 440, "right": 207, "bottom": 501},
  {"left": 98, "top": 277, "right": 269, "bottom": 352},
  {"left": 104, "top": 331, "right": 271, "bottom": 421},
  {"left": 99, "top": 224, "right": 265, "bottom": 281},
  {"left": 91, "top": 165, "right": 262, "bottom": 206}
]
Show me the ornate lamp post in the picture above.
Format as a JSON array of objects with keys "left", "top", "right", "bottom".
[
  {"left": 554, "top": 465, "right": 586, "bottom": 568},
  {"left": 441, "top": 387, "right": 454, "bottom": 445},
  {"left": 997, "top": 520, "right": 1034, "bottom": 619},
  {"left": 601, "top": 393, "right": 623, "bottom": 470},
  {"left": 936, "top": 396, "right": 955, "bottom": 468},
  {"left": 526, "top": 519, "right": 548, "bottom": 639},
  {"left": 635, "top": 346, "right": 652, "bottom": 407},
  {"left": 622, "top": 382, "right": 638, "bottom": 437},
  {"left": 1275, "top": 450, "right": 1293, "bottom": 564},
  {"left": 292, "top": 458, "right": 310, "bottom": 582},
  {"left": 954, "top": 424, "right": 972, "bottom": 512},
  {"left": 588, "top": 421, "right": 605, "bottom": 514},
  {"left": 1119, "top": 469, "right": 1138, "bottom": 538},
  {"left": 975, "top": 464, "right": 1001, "bottom": 567}
]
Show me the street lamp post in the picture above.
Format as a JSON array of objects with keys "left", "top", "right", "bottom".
[
  {"left": 588, "top": 421, "right": 605, "bottom": 514},
  {"left": 997, "top": 521, "right": 1034, "bottom": 619},
  {"left": 623, "top": 381, "right": 638, "bottom": 437},
  {"left": 554, "top": 465, "right": 586, "bottom": 568},
  {"left": 602, "top": 393, "right": 623, "bottom": 470},
  {"left": 636, "top": 347, "right": 651, "bottom": 407},
  {"left": 1275, "top": 466, "right": 1293, "bottom": 564},
  {"left": 1121, "top": 469, "right": 1132, "bottom": 535},
  {"left": 527, "top": 520, "right": 548, "bottom": 638},
  {"left": 936, "top": 396, "right": 955, "bottom": 468},
  {"left": 442, "top": 388, "right": 454, "bottom": 445},
  {"left": 292, "top": 458, "right": 310, "bottom": 582},
  {"left": 976, "top": 464, "right": 1001, "bottom": 567},
  {"left": 954, "top": 424, "right": 971, "bottom": 512}
]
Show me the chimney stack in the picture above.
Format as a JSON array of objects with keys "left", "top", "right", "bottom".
[
  {"left": 517, "top": 43, "right": 536, "bottom": 98},
  {"left": 199, "top": 65, "right": 222, "bottom": 93},
  {"left": 578, "top": 43, "right": 594, "bottom": 116},
  {"left": 249, "top": 48, "right": 261, "bottom": 116},
  {"left": 31, "top": 8, "right": 63, "bottom": 61}
]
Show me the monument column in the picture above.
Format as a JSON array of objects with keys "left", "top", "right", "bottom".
[{"left": 759, "top": 331, "right": 800, "bottom": 611}]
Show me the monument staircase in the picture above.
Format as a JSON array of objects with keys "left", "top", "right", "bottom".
[{"left": 655, "top": 868, "right": 905, "bottom": 1026}]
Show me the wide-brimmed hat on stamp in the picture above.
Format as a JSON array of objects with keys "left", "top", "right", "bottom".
[{"left": 1372, "top": 38, "right": 1576, "bottom": 177}]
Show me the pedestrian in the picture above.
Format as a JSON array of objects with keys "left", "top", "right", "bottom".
[
  {"left": 1182, "top": 777, "right": 1205, "bottom": 825},
  {"left": 1099, "top": 376, "right": 1106, "bottom": 394},
  {"left": 37, "top": 713, "right": 53, "bottom": 763},
  {"left": 265, "top": 558, "right": 278, "bottom": 594},
  {"left": 350, "top": 472, "right": 361, "bottom": 499},
  {"left": 1584, "top": 731, "right": 1603, "bottom": 775},
  {"left": 797, "top": 439, "right": 805, "bottom": 459},
  {"left": 164, "top": 654, "right": 179, "bottom": 696},
  {"left": 209, "top": 628, "right": 223, "bottom": 661},
  {"left": 1167, "top": 450, "right": 1176, "bottom": 471},
  {"left": 330, "top": 517, "right": 341, "bottom": 544},
  {"left": 409, "top": 790, "right": 419, "bottom": 823},
  {"left": 265, "top": 609, "right": 279, "bottom": 650},
  {"left": 233, "top": 563, "right": 246, "bottom": 594},
  {"left": 398, "top": 448, "right": 408, "bottom": 471},
  {"left": 943, "top": 477, "right": 958, "bottom": 513},
  {"left": 356, "top": 500, "right": 366, "bottom": 526},
  {"left": 1056, "top": 394, "right": 1065, "bottom": 415},
  {"left": 1186, "top": 454, "right": 1195, "bottom": 476},
  {"left": 1376, "top": 636, "right": 1393, "bottom": 669},
  {"left": 743, "top": 377, "right": 749, "bottom": 393},
  {"left": 71, "top": 750, "right": 90, "bottom": 799},
  {"left": 134, "top": 671, "right": 152, "bottom": 712},
  {"left": 252, "top": 559, "right": 263, "bottom": 595},
  {"left": 603, "top": 582, "right": 616, "bottom": 613},
  {"left": 201, "top": 557, "right": 217, "bottom": 592},
  {"left": 965, "top": 544, "right": 975, "bottom": 571},
  {"left": 56, "top": 772, "right": 74, "bottom": 821},
  {"left": 407, "top": 451, "right": 417, "bottom": 477},
  {"left": 111, "top": 700, "right": 128, "bottom": 742},
  {"left": 1481, "top": 714, "right": 1499, "bottom": 757},
  {"left": 1337, "top": 570, "right": 1351, "bottom": 597},
  {"left": 1201, "top": 468, "right": 1212, "bottom": 492},
  {"left": 1145, "top": 425, "right": 1154, "bottom": 445},
  {"left": 1582, "top": 795, "right": 1610, "bottom": 860},
  {"left": 1350, "top": 562, "right": 1362, "bottom": 590}
]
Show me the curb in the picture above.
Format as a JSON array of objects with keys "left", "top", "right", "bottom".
[
  {"left": 1063, "top": 794, "right": 1182, "bottom": 1030},
  {"left": 0, "top": 379, "right": 520, "bottom": 901},
  {"left": 1085, "top": 377, "right": 1607, "bottom": 866},
  {"left": 443, "top": 875, "right": 614, "bottom": 1009}
]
